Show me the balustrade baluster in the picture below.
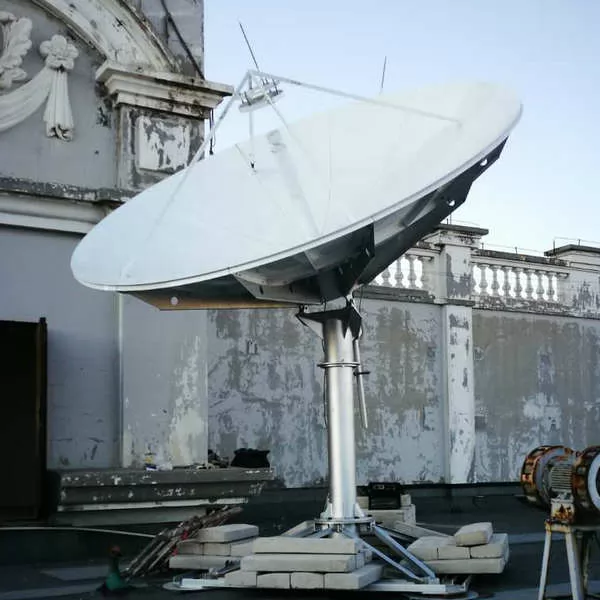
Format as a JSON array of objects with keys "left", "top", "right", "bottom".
[
  {"left": 525, "top": 269, "right": 534, "bottom": 300},
  {"left": 514, "top": 268, "right": 523, "bottom": 298},
  {"left": 394, "top": 258, "right": 405, "bottom": 288},
  {"left": 536, "top": 271, "right": 545, "bottom": 301},
  {"left": 490, "top": 265, "right": 500, "bottom": 297},
  {"left": 502, "top": 266, "right": 512, "bottom": 297},
  {"left": 380, "top": 266, "right": 391, "bottom": 286},
  {"left": 407, "top": 255, "right": 417, "bottom": 289},
  {"left": 547, "top": 272, "right": 556, "bottom": 302},
  {"left": 479, "top": 264, "right": 489, "bottom": 296},
  {"left": 420, "top": 256, "right": 432, "bottom": 292}
]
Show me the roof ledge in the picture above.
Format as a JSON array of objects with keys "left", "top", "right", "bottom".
[{"left": 96, "top": 61, "right": 233, "bottom": 117}]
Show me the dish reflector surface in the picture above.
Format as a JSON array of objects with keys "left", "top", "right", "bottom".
[{"left": 71, "top": 78, "right": 521, "bottom": 307}]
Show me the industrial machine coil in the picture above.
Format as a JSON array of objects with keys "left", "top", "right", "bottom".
[{"left": 520, "top": 445, "right": 600, "bottom": 523}]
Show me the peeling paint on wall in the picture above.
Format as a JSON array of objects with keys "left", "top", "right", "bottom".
[
  {"left": 208, "top": 300, "right": 444, "bottom": 487},
  {"left": 443, "top": 305, "right": 475, "bottom": 484},
  {"left": 473, "top": 311, "right": 600, "bottom": 481},
  {"left": 122, "top": 296, "right": 208, "bottom": 468},
  {"left": 136, "top": 115, "right": 191, "bottom": 173}
]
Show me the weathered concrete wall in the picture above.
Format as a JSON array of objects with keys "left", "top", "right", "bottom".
[
  {"left": 0, "top": 1, "right": 116, "bottom": 189},
  {"left": 0, "top": 0, "right": 228, "bottom": 482},
  {"left": 121, "top": 297, "right": 208, "bottom": 468},
  {"left": 135, "top": 0, "right": 204, "bottom": 74},
  {"left": 473, "top": 310, "right": 600, "bottom": 481},
  {"left": 208, "top": 299, "right": 444, "bottom": 488},
  {"left": 0, "top": 226, "right": 119, "bottom": 468}
]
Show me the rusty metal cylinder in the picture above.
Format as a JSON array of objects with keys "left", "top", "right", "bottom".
[
  {"left": 521, "top": 444, "right": 600, "bottom": 517},
  {"left": 520, "top": 445, "right": 575, "bottom": 508}
]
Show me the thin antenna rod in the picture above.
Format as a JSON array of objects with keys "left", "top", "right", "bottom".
[
  {"left": 380, "top": 56, "right": 387, "bottom": 93},
  {"left": 239, "top": 22, "right": 261, "bottom": 70}
]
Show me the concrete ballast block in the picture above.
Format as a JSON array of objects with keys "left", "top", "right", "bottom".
[
  {"left": 470, "top": 533, "right": 509, "bottom": 559},
  {"left": 225, "top": 570, "right": 257, "bottom": 587},
  {"left": 203, "top": 539, "right": 257, "bottom": 557},
  {"left": 400, "top": 493, "right": 412, "bottom": 507},
  {"left": 425, "top": 555, "right": 507, "bottom": 575},
  {"left": 367, "top": 507, "right": 416, "bottom": 528},
  {"left": 325, "top": 563, "right": 383, "bottom": 590},
  {"left": 241, "top": 553, "right": 357, "bottom": 573},
  {"left": 437, "top": 541, "right": 471, "bottom": 560},
  {"left": 176, "top": 540, "right": 204, "bottom": 555},
  {"left": 454, "top": 522, "right": 493, "bottom": 547},
  {"left": 195, "top": 524, "right": 259, "bottom": 543},
  {"left": 169, "top": 554, "right": 237, "bottom": 570},
  {"left": 290, "top": 572, "right": 325, "bottom": 589},
  {"left": 257, "top": 573, "right": 290, "bottom": 589},
  {"left": 407, "top": 536, "right": 453, "bottom": 561},
  {"left": 253, "top": 536, "right": 360, "bottom": 555},
  {"left": 229, "top": 539, "right": 256, "bottom": 557}
]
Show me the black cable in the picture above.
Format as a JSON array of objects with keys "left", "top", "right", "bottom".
[
  {"left": 159, "top": 0, "right": 205, "bottom": 79},
  {"left": 208, "top": 109, "right": 215, "bottom": 155}
]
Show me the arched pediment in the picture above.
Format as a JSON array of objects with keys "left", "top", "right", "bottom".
[{"left": 31, "top": 0, "right": 177, "bottom": 70}]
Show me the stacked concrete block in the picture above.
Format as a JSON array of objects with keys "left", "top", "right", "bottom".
[
  {"left": 406, "top": 523, "right": 509, "bottom": 575},
  {"left": 225, "top": 535, "right": 380, "bottom": 590},
  {"left": 170, "top": 524, "right": 259, "bottom": 571},
  {"left": 358, "top": 493, "right": 417, "bottom": 528},
  {"left": 454, "top": 522, "right": 493, "bottom": 546}
]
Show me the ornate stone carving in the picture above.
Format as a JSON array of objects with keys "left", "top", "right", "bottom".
[
  {"left": 40, "top": 35, "right": 79, "bottom": 140},
  {"left": 0, "top": 12, "right": 33, "bottom": 89},
  {"left": 0, "top": 13, "right": 78, "bottom": 140}
]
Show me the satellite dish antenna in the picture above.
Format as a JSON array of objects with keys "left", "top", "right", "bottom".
[{"left": 71, "top": 71, "right": 521, "bottom": 593}]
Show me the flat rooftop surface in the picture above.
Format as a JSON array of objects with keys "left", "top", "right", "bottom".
[{"left": 1, "top": 491, "right": 599, "bottom": 599}]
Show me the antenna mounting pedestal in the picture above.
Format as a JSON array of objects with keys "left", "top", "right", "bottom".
[{"left": 295, "top": 301, "right": 470, "bottom": 595}]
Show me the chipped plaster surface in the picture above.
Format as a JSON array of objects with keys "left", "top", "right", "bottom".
[
  {"left": 135, "top": 115, "right": 191, "bottom": 173},
  {"left": 122, "top": 296, "right": 208, "bottom": 468},
  {"left": 207, "top": 300, "right": 445, "bottom": 487},
  {"left": 473, "top": 310, "right": 600, "bottom": 481},
  {"left": 443, "top": 305, "right": 475, "bottom": 483},
  {"left": 0, "top": 227, "right": 118, "bottom": 468}
]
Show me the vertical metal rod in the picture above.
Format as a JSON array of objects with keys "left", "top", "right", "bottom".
[
  {"left": 323, "top": 317, "right": 357, "bottom": 522},
  {"left": 353, "top": 337, "right": 368, "bottom": 429},
  {"left": 580, "top": 532, "right": 591, "bottom": 596},
  {"left": 565, "top": 530, "right": 584, "bottom": 600},
  {"left": 537, "top": 528, "right": 552, "bottom": 600}
]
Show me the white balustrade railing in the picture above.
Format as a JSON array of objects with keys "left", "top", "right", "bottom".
[
  {"left": 374, "top": 250, "right": 436, "bottom": 292},
  {"left": 367, "top": 232, "right": 600, "bottom": 317},
  {"left": 372, "top": 251, "right": 571, "bottom": 307},
  {"left": 471, "top": 259, "right": 568, "bottom": 304}
]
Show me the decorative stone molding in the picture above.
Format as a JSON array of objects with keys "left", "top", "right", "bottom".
[
  {"left": 0, "top": 21, "right": 79, "bottom": 140},
  {"left": 96, "top": 62, "right": 232, "bottom": 190},
  {"left": 96, "top": 61, "right": 232, "bottom": 118},
  {"left": 31, "top": 0, "right": 177, "bottom": 71},
  {"left": 0, "top": 12, "right": 32, "bottom": 89}
]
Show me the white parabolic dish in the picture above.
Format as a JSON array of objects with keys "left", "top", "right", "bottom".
[{"left": 71, "top": 79, "right": 522, "bottom": 306}]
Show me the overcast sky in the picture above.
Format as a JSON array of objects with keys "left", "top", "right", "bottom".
[{"left": 204, "top": 1, "right": 600, "bottom": 253}]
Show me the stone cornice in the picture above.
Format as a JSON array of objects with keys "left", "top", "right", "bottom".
[
  {"left": 96, "top": 61, "right": 233, "bottom": 117},
  {"left": 0, "top": 176, "right": 129, "bottom": 234}
]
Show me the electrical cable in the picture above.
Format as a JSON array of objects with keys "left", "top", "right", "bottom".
[{"left": 160, "top": 0, "right": 205, "bottom": 79}]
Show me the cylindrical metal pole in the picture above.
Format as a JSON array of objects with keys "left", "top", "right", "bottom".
[{"left": 323, "top": 317, "right": 357, "bottom": 520}]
